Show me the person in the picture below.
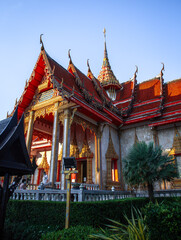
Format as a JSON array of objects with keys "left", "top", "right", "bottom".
[
  {"left": 42, "top": 172, "right": 48, "bottom": 185},
  {"left": 20, "top": 179, "right": 26, "bottom": 189},
  {"left": 38, "top": 172, "right": 48, "bottom": 190}
]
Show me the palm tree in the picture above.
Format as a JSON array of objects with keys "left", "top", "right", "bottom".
[{"left": 123, "top": 141, "right": 178, "bottom": 202}]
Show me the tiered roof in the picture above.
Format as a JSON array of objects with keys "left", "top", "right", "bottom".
[
  {"left": 11, "top": 36, "right": 181, "bottom": 129},
  {"left": 98, "top": 29, "right": 121, "bottom": 93}
]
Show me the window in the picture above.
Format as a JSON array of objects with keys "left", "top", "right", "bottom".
[{"left": 111, "top": 158, "right": 118, "bottom": 182}]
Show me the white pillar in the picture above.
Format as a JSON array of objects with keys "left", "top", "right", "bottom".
[
  {"left": 50, "top": 103, "right": 60, "bottom": 187},
  {"left": 61, "top": 109, "right": 71, "bottom": 189}
]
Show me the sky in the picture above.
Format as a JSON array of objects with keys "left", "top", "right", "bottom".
[{"left": 1, "top": 0, "right": 181, "bottom": 120}]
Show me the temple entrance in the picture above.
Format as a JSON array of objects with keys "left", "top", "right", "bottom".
[{"left": 77, "top": 159, "right": 87, "bottom": 183}]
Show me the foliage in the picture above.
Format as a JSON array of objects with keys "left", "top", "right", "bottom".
[
  {"left": 6, "top": 198, "right": 150, "bottom": 229},
  {"left": 5, "top": 198, "right": 181, "bottom": 239},
  {"left": 143, "top": 201, "right": 181, "bottom": 240},
  {"left": 89, "top": 208, "right": 148, "bottom": 240},
  {"left": 41, "top": 225, "right": 100, "bottom": 240},
  {"left": 4, "top": 220, "right": 59, "bottom": 240},
  {"left": 123, "top": 141, "right": 178, "bottom": 201}
]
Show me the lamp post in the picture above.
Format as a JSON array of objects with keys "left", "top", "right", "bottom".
[{"left": 63, "top": 157, "right": 78, "bottom": 229}]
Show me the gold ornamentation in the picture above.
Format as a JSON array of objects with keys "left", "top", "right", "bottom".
[
  {"left": 59, "top": 113, "right": 64, "bottom": 125},
  {"left": 73, "top": 115, "right": 97, "bottom": 134},
  {"left": 79, "top": 131, "right": 93, "bottom": 158},
  {"left": 38, "top": 78, "right": 52, "bottom": 92},
  {"left": 172, "top": 127, "right": 181, "bottom": 154},
  {"left": 34, "top": 105, "right": 55, "bottom": 120},
  {"left": 105, "top": 128, "right": 118, "bottom": 159},
  {"left": 39, "top": 151, "right": 49, "bottom": 174},
  {"left": 70, "top": 127, "right": 79, "bottom": 158},
  {"left": 58, "top": 146, "right": 63, "bottom": 160},
  {"left": 24, "top": 122, "right": 28, "bottom": 134}
]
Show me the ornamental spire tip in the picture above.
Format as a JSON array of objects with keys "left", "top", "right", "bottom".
[{"left": 40, "top": 34, "right": 44, "bottom": 50}]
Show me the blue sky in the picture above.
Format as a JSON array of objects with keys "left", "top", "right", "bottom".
[{"left": 1, "top": 0, "right": 181, "bottom": 120}]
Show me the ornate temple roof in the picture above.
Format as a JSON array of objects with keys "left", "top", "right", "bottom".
[
  {"left": 10, "top": 35, "right": 181, "bottom": 128},
  {"left": 98, "top": 29, "right": 121, "bottom": 91}
]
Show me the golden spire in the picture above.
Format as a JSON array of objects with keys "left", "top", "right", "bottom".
[{"left": 98, "top": 28, "right": 121, "bottom": 99}]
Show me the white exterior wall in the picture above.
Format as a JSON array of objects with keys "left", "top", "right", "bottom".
[
  {"left": 158, "top": 128, "right": 175, "bottom": 150},
  {"left": 101, "top": 125, "right": 109, "bottom": 187}
]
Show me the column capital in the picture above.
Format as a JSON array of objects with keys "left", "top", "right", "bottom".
[
  {"left": 59, "top": 108, "right": 77, "bottom": 127},
  {"left": 96, "top": 123, "right": 106, "bottom": 138}
]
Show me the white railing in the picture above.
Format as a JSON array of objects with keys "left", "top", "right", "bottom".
[
  {"left": 11, "top": 188, "right": 181, "bottom": 203},
  {"left": 55, "top": 182, "right": 99, "bottom": 190},
  {"left": 71, "top": 183, "right": 100, "bottom": 190}
]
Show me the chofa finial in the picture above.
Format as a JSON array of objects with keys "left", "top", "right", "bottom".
[
  {"left": 135, "top": 65, "right": 138, "bottom": 74},
  {"left": 87, "top": 59, "right": 91, "bottom": 71},
  {"left": 40, "top": 34, "right": 44, "bottom": 50},
  {"left": 161, "top": 62, "right": 165, "bottom": 72},
  {"left": 68, "top": 49, "right": 72, "bottom": 64}
]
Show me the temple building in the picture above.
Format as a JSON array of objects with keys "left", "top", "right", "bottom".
[{"left": 7, "top": 31, "right": 181, "bottom": 190}]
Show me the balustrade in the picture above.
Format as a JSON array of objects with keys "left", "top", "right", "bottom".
[{"left": 11, "top": 189, "right": 181, "bottom": 202}]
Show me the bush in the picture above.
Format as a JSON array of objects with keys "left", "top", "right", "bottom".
[
  {"left": 5, "top": 197, "right": 181, "bottom": 239},
  {"left": 41, "top": 225, "right": 99, "bottom": 240},
  {"left": 4, "top": 220, "right": 59, "bottom": 240},
  {"left": 6, "top": 198, "right": 150, "bottom": 229},
  {"left": 144, "top": 201, "right": 181, "bottom": 240}
]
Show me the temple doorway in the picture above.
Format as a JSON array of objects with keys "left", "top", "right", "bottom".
[{"left": 77, "top": 159, "right": 87, "bottom": 183}]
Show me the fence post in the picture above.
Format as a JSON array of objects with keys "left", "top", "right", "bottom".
[{"left": 78, "top": 184, "right": 84, "bottom": 202}]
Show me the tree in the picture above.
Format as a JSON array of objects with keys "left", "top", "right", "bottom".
[{"left": 123, "top": 141, "right": 178, "bottom": 202}]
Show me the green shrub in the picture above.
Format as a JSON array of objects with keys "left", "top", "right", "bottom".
[
  {"left": 6, "top": 198, "right": 150, "bottom": 229},
  {"left": 41, "top": 225, "right": 99, "bottom": 240},
  {"left": 4, "top": 220, "right": 59, "bottom": 240},
  {"left": 5, "top": 197, "right": 181, "bottom": 239},
  {"left": 143, "top": 201, "right": 181, "bottom": 240}
]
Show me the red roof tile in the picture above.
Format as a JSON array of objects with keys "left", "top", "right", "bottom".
[
  {"left": 75, "top": 67, "right": 102, "bottom": 103},
  {"left": 131, "top": 101, "right": 160, "bottom": 115},
  {"left": 135, "top": 78, "right": 161, "bottom": 103},
  {"left": 116, "top": 80, "right": 133, "bottom": 101},
  {"left": 164, "top": 79, "right": 181, "bottom": 104},
  {"left": 47, "top": 55, "right": 80, "bottom": 93}
]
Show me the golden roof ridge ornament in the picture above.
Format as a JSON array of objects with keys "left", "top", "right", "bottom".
[
  {"left": 40, "top": 34, "right": 44, "bottom": 51},
  {"left": 68, "top": 49, "right": 72, "bottom": 64},
  {"left": 87, "top": 59, "right": 91, "bottom": 72}
]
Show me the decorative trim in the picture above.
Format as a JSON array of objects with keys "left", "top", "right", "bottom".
[
  {"left": 172, "top": 126, "right": 181, "bottom": 154},
  {"left": 105, "top": 128, "right": 118, "bottom": 159},
  {"left": 34, "top": 104, "right": 55, "bottom": 120},
  {"left": 39, "top": 151, "right": 49, "bottom": 174},
  {"left": 70, "top": 126, "right": 79, "bottom": 158},
  {"left": 73, "top": 115, "right": 97, "bottom": 134},
  {"left": 79, "top": 131, "right": 93, "bottom": 158}
]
